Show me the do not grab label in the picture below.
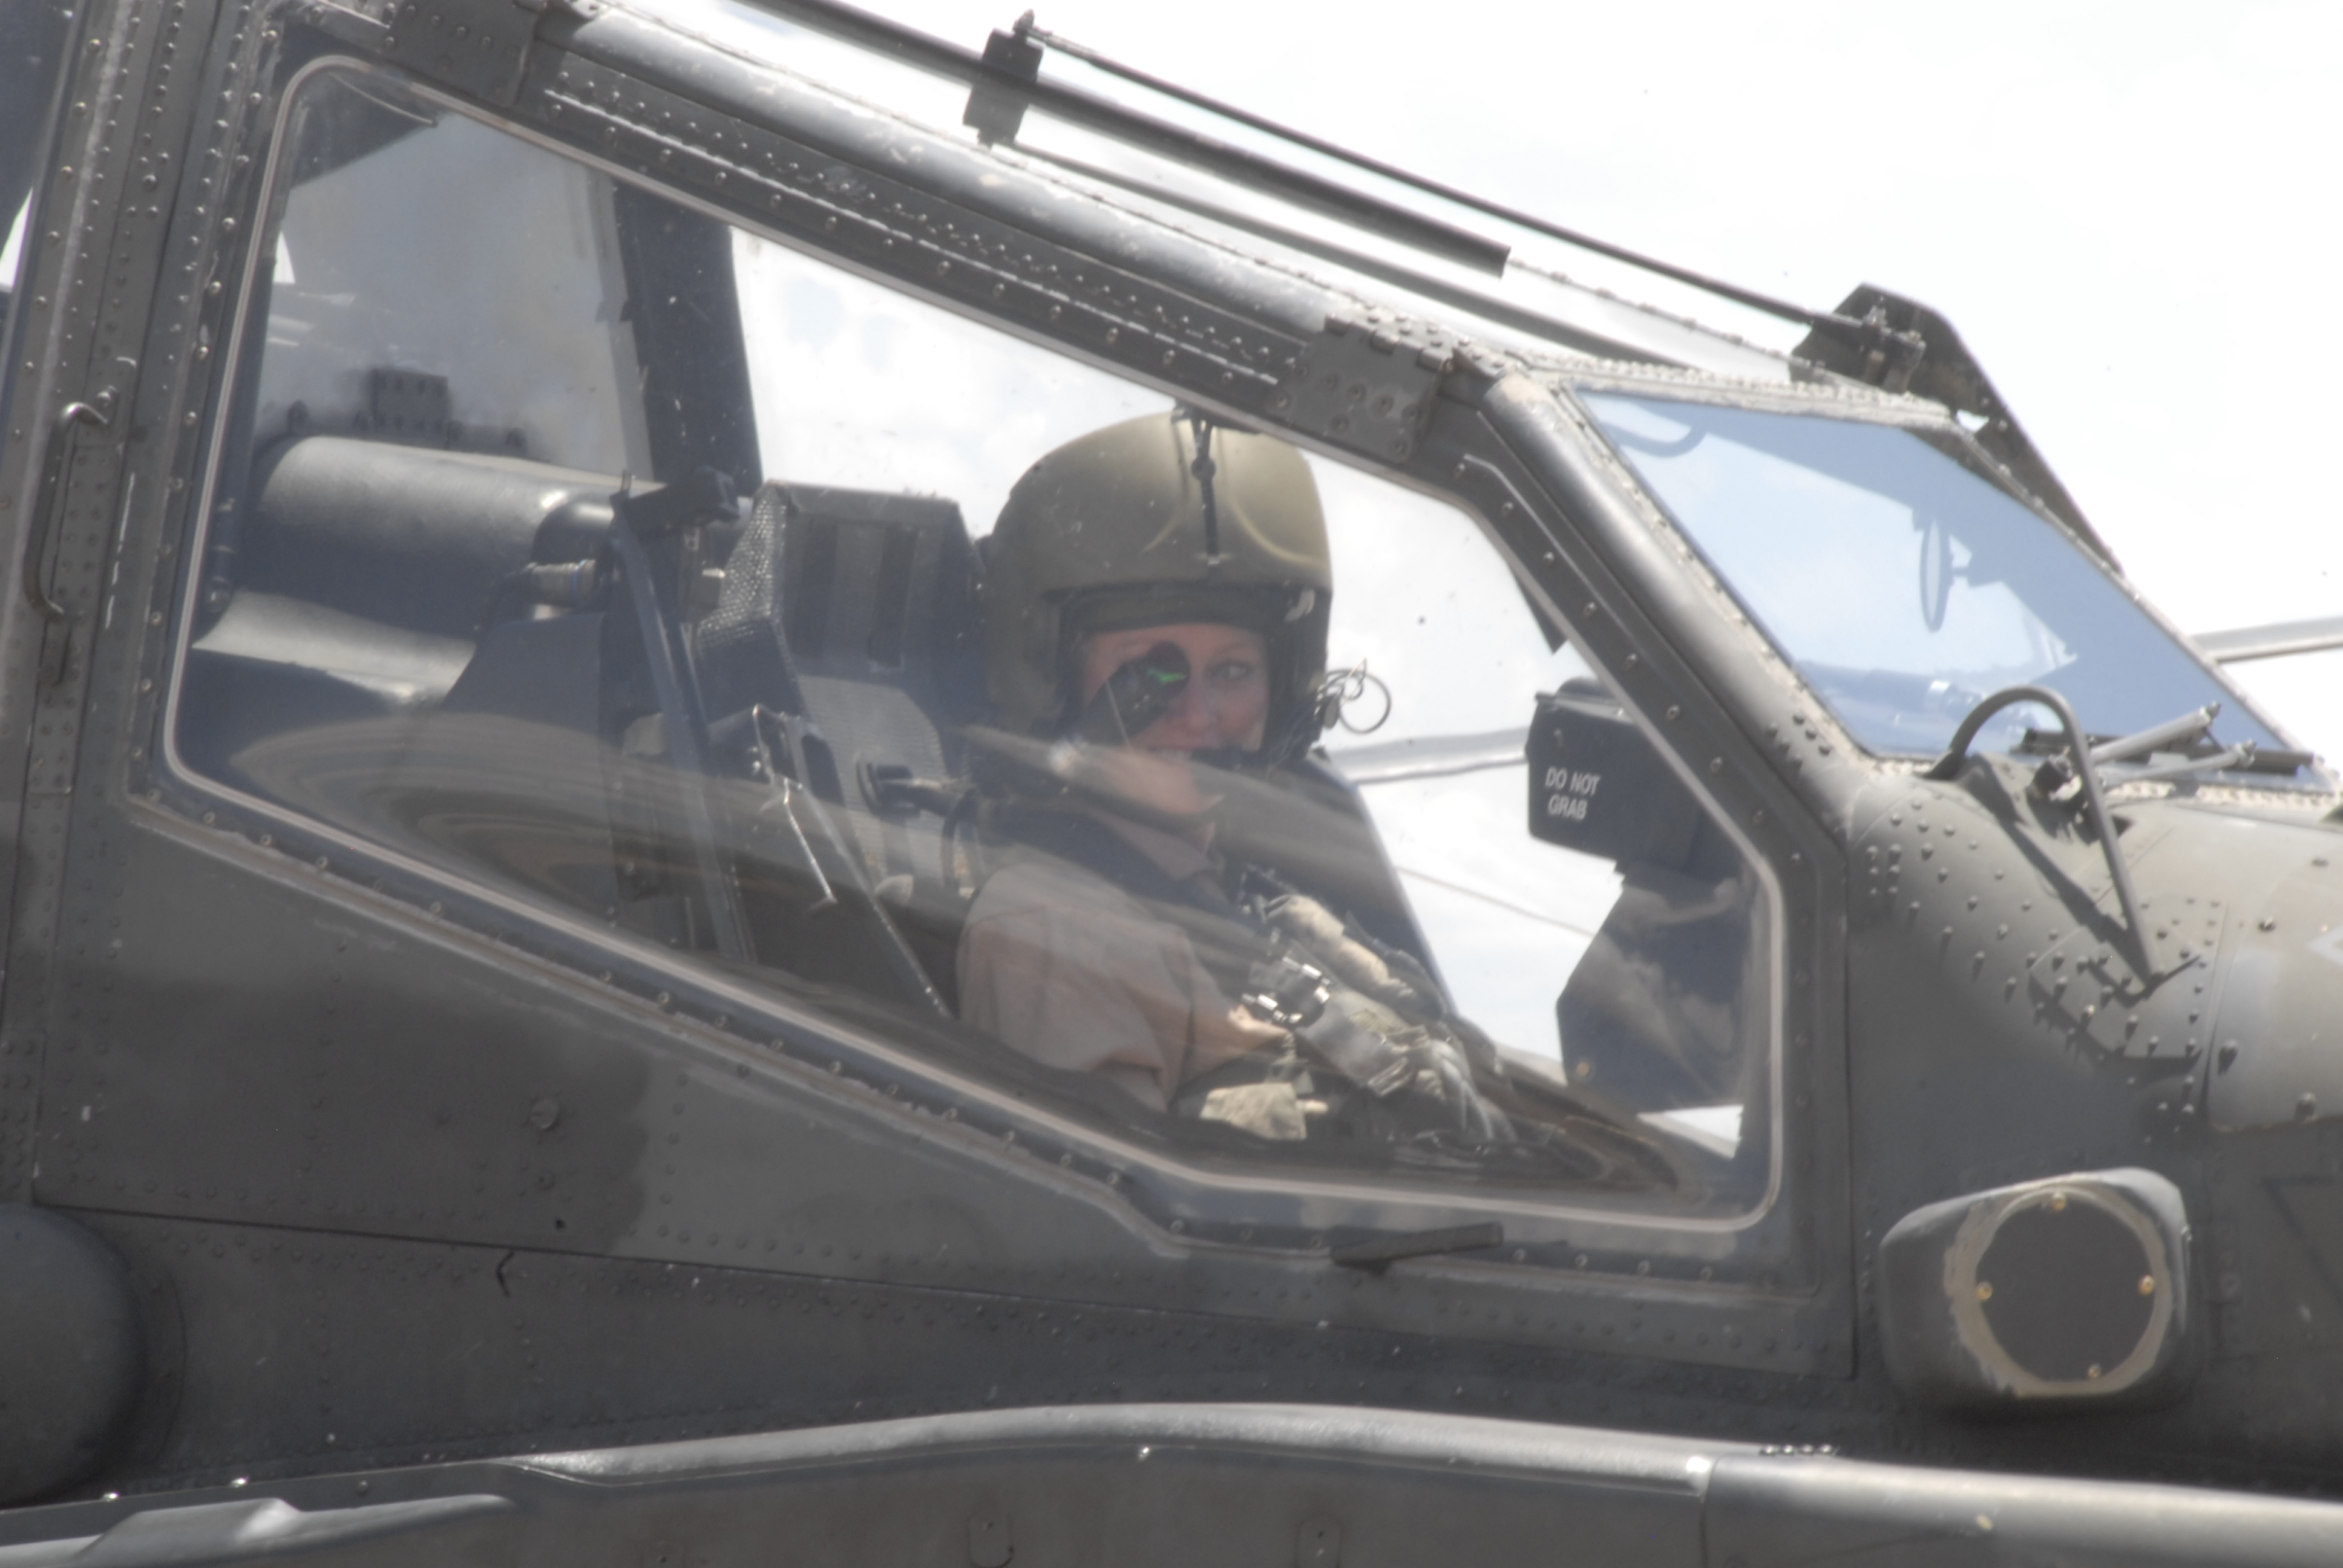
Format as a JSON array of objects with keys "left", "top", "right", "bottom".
[{"left": 1545, "top": 765, "right": 1600, "bottom": 822}]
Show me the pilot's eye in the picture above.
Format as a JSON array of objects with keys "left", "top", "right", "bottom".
[{"left": 1209, "top": 658, "right": 1259, "bottom": 685}]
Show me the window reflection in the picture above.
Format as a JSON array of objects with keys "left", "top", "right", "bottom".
[
  {"left": 179, "top": 68, "right": 1782, "bottom": 1217},
  {"left": 1584, "top": 392, "right": 2278, "bottom": 763}
]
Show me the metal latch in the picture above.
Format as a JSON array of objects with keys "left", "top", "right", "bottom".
[
  {"left": 303, "top": 0, "right": 550, "bottom": 106},
  {"left": 962, "top": 22, "right": 1042, "bottom": 145},
  {"left": 1273, "top": 316, "right": 1453, "bottom": 463},
  {"left": 382, "top": 0, "right": 542, "bottom": 104}
]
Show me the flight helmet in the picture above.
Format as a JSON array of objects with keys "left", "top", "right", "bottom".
[{"left": 983, "top": 410, "right": 1333, "bottom": 764}]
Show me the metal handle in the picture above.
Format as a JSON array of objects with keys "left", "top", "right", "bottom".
[{"left": 21, "top": 394, "right": 114, "bottom": 625}]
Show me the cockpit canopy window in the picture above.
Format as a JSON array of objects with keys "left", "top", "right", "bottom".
[
  {"left": 171, "top": 65, "right": 1786, "bottom": 1238},
  {"left": 1583, "top": 393, "right": 2283, "bottom": 765}
]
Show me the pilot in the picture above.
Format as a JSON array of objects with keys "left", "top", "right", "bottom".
[{"left": 957, "top": 411, "right": 1504, "bottom": 1142}]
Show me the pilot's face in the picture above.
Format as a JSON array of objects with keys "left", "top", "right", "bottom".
[{"left": 1076, "top": 621, "right": 1270, "bottom": 822}]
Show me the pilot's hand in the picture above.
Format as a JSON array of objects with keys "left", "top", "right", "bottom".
[
  {"left": 1295, "top": 995, "right": 1511, "bottom": 1143},
  {"left": 1401, "top": 1031, "right": 1511, "bottom": 1143}
]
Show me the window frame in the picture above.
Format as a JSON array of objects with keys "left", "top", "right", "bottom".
[{"left": 152, "top": 31, "right": 1841, "bottom": 1375}]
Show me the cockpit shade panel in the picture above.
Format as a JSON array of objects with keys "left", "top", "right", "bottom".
[{"left": 1582, "top": 393, "right": 2281, "bottom": 765}]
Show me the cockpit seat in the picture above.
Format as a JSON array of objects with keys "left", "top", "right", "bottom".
[
  {"left": 179, "top": 436, "right": 617, "bottom": 792},
  {"left": 695, "top": 480, "right": 987, "bottom": 1004},
  {"left": 183, "top": 434, "right": 989, "bottom": 1009}
]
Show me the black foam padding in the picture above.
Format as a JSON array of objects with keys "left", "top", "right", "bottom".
[
  {"left": 695, "top": 484, "right": 809, "bottom": 728},
  {"left": 244, "top": 437, "right": 617, "bottom": 642}
]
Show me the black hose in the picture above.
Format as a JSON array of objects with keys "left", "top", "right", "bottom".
[{"left": 1926, "top": 684, "right": 2153, "bottom": 973}]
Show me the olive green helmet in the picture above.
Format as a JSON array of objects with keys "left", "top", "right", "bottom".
[{"left": 983, "top": 411, "right": 1333, "bottom": 757}]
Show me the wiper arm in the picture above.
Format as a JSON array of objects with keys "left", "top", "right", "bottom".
[
  {"left": 2089, "top": 704, "right": 2219, "bottom": 766},
  {"left": 2016, "top": 713, "right": 2307, "bottom": 777},
  {"left": 1329, "top": 1222, "right": 1503, "bottom": 1270},
  {"left": 2068, "top": 704, "right": 2293, "bottom": 783},
  {"left": 2104, "top": 742, "right": 2256, "bottom": 786}
]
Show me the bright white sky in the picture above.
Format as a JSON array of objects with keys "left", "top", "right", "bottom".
[
  {"left": 863, "top": 0, "right": 2343, "bottom": 762},
  {"left": 9, "top": 2, "right": 2334, "bottom": 754}
]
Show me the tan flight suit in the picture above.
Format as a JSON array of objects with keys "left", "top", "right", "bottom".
[{"left": 956, "top": 811, "right": 1286, "bottom": 1110}]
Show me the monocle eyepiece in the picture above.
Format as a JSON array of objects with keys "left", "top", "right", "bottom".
[{"left": 1073, "top": 641, "right": 1190, "bottom": 744}]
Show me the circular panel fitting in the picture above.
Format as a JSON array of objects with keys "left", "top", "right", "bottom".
[{"left": 1946, "top": 1183, "right": 2174, "bottom": 1397}]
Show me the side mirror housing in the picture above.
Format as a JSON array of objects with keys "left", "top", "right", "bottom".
[{"left": 1878, "top": 1168, "right": 2197, "bottom": 1413}]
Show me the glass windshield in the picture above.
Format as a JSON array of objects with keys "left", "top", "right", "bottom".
[
  {"left": 1582, "top": 393, "right": 2281, "bottom": 762},
  {"left": 174, "top": 67, "right": 1783, "bottom": 1237}
]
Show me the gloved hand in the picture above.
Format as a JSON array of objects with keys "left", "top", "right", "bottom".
[
  {"left": 1294, "top": 990, "right": 1510, "bottom": 1143},
  {"left": 1394, "top": 1029, "right": 1511, "bottom": 1143}
]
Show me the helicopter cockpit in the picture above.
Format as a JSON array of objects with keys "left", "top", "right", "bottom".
[
  {"left": 169, "top": 59, "right": 1781, "bottom": 1249},
  {"left": 149, "top": 0, "right": 2320, "bottom": 1307},
  {"left": 24, "top": 0, "right": 2343, "bottom": 1512}
]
